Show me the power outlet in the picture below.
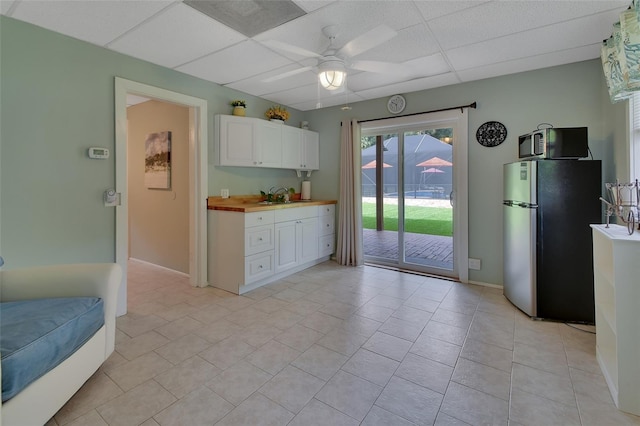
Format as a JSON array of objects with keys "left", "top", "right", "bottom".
[
  {"left": 468, "top": 258, "right": 482, "bottom": 270},
  {"left": 221, "top": 189, "right": 229, "bottom": 198}
]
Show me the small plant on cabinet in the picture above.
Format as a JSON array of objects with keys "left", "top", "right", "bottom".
[{"left": 265, "top": 105, "right": 290, "bottom": 121}]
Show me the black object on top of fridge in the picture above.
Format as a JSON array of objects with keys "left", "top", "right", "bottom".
[{"left": 503, "top": 160, "right": 601, "bottom": 323}]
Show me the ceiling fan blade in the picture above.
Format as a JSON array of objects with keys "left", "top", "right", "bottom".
[
  {"left": 262, "top": 40, "right": 322, "bottom": 59},
  {"left": 262, "top": 66, "right": 313, "bottom": 83},
  {"left": 337, "top": 25, "right": 397, "bottom": 58},
  {"left": 350, "top": 60, "right": 408, "bottom": 75}
]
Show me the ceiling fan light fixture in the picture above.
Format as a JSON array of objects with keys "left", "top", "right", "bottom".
[{"left": 318, "top": 59, "right": 346, "bottom": 90}]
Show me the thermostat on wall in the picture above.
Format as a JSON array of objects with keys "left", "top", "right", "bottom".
[{"left": 88, "top": 147, "right": 110, "bottom": 159}]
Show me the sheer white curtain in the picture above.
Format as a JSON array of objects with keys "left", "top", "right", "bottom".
[{"left": 336, "top": 119, "right": 364, "bottom": 266}]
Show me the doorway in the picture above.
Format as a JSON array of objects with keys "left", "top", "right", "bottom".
[
  {"left": 360, "top": 111, "right": 468, "bottom": 281},
  {"left": 114, "top": 78, "right": 208, "bottom": 316}
]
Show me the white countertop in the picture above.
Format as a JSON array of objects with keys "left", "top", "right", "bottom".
[{"left": 591, "top": 224, "right": 640, "bottom": 242}]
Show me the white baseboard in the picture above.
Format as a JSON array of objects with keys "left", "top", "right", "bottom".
[
  {"left": 467, "top": 279, "right": 503, "bottom": 289},
  {"left": 128, "top": 257, "right": 190, "bottom": 278}
]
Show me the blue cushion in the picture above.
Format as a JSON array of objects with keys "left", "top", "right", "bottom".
[{"left": 1, "top": 297, "right": 104, "bottom": 402}]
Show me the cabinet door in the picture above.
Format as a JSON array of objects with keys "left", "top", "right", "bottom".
[
  {"left": 282, "top": 125, "right": 303, "bottom": 169},
  {"left": 302, "top": 130, "right": 319, "bottom": 170},
  {"left": 218, "top": 116, "right": 256, "bottom": 166},
  {"left": 255, "top": 120, "right": 282, "bottom": 168},
  {"left": 298, "top": 217, "right": 319, "bottom": 264},
  {"left": 275, "top": 221, "right": 297, "bottom": 273}
]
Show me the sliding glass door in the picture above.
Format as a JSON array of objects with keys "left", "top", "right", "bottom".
[{"left": 361, "top": 116, "right": 463, "bottom": 279}]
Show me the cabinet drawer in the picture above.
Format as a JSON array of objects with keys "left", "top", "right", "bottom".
[
  {"left": 245, "top": 211, "right": 274, "bottom": 227},
  {"left": 245, "top": 225, "right": 274, "bottom": 255},
  {"left": 319, "top": 234, "right": 335, "bottom": 256},
  {"left": 274, "top": 206, "right": 316, "bottom": 222},
  {"left": 244, "top": 251, "right": 274, "bottom": 284},
  {"left": 318, "top": 204, "right": 335, "bottom": 217},
  {"left": 318, "top": 216, "right": 335, "bottom": 236}
]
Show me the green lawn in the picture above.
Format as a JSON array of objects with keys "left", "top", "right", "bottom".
[{"left": 362, "top": 202, "right": 453, "bottom": 236}]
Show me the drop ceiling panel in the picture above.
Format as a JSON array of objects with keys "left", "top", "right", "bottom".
[
  {"left": 414, "top": 1, "right": 489, "bottom": 21},
  {"left": 255, "top": 0, "right": 424, "bottom": 56},
  {"left": 354, "top": 73, "right": 461, "bottom": 101},
  {"left": 1, "top": 0, "right": 630, "bottom": 111},
  {"left": 226, "top": 63, "right": 318, "bottom": 96},
  {"left": 353, "top": 24, "right": 439, "bottom": 63},
  {"left": 260, "top": 83, "right": 321, "bottom": 106},
  {"left": 108, "top": 3, "right": 246, "bottom": 69},
  {"left": 293, "top": 0, "right": 337, "bottom": 14},
  {"left": 10, "top": 0, "right": 174, "bottom": 46},
  {"left": 430, "top": 0, "right": 627, "bottom": 50},
  {"left": 457, "top": 44, "right": 600, "bottom": 84},
  {"left": 176, "top": 40, "right": 292, "bottom": 85},
  {"left": 447, "top": 10, "right": 621, "bottom": 71},
  {"left": 347, "top": 54, "right": 450, "bottom": 92},
  {"left": 1, "top": 0, "right": 16, "bottom": 14}
]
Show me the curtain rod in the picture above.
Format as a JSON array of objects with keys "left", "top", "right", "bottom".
[{"left": 357, "top": 101, "right": 477, "bottom": 124}]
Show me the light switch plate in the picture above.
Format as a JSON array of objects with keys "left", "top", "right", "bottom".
[{"left": 221, "top": 189, "right": 229, "bottom": 198}]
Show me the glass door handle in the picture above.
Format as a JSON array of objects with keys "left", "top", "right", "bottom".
[{"left": 449, "top": 191, "right": 454, "bottom": 207}]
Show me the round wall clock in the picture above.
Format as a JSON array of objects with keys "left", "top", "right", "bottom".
[
  {"left": 387, "top": 94, "right": 406, "bottom": 114},
  {"left": 476, "top": 121, "right": 507, "bottom": 147}
]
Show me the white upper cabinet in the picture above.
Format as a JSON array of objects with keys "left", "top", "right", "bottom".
[
  {"left": 302, "top": 129, "right": 319, "bottom": 170},
  {"left": 215, "top": 115, "right": 318, "bottom": 171},
  {"left": 281, "top": 125, "right": 303, "bottom": 169},
  {"left": 215, "top": 115, "right": 255, "bottom": 166},
  {"left": 255, "top": 120, "right": 282, "bottom": 168}
]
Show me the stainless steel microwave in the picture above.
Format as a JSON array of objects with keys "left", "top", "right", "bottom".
[{"left": 518, "top": 127, "right": 588, "bottom": 159}]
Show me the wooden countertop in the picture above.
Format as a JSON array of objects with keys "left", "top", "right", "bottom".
[{"left": 207, "top": 195, "right": 337, "bottom": 213}]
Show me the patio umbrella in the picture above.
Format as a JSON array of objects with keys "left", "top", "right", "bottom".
[
  {"left": 362, "top": 160, "right": 392, "bottom": 169},
  {"left": 421, "top": 167, "right": 444, "bottom": 173},
  {"left": 416, "top": 156, "right": 452, "bottom": 167}
]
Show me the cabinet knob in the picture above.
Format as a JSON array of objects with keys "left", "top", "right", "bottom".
[
  {"left": 258, "top": 217, "right": 263, "bottom": 220},
  {"left": 258, "top": 264, "right": 263, "bottom": 269},
  {"left": 326, "top": 224, "right": 330, "bottom": 227},
  {"left": 258, "top": 237, "right": 263, "bottom": 241}
]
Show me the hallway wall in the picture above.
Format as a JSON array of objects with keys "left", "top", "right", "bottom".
[{"left": 127, "top": 100, "right": 189, "bottom": 273}]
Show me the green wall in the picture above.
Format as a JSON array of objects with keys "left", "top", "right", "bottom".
[
  {"left": 0, "top": 16, "right": 306, "bottom": 268},
  {"left": 308, "top": 60, "right": 620, "bottom": 285},
  {"left": 1, "top": 16, "right": 628, "bottom": 286}
]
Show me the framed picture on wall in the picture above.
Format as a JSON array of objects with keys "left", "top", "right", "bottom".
[{"left": 144, "top": 131, "right": 171, "bottom": 189}]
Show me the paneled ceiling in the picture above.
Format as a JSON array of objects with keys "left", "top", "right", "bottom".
[{"left": 1, "top": 0, "right": 628, "bottom": 111}]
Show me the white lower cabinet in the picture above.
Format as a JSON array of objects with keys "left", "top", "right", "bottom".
[
  {"left": 208, "top": 204, "right": 334, "bottom": 294},
  {"left": 274, "top": 207, "right": 318, "bottom": 274},
  {"left": 318, "top": 204, "right": 335, "bottom": 256},
  {"left": 591, "top": 224, "right": 640, "bottom": 416}
]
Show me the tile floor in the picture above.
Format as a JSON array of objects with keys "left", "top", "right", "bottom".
[{"left": 46, "top": 260, "right": 640, "bottom": 426}]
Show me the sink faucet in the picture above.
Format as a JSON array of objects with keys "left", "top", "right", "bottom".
[{"left": 269, "top": 186, "right": 291, "bottom": 202}]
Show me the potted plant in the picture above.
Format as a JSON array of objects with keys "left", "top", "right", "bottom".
[
  {"left": 231, "top": 100, "right": 246, "bottom": 116},
  {"left": 288, "top": 187, "right": 301, "bottom": 201},
  {"left": 265, "top": 105, "right": 290, "bottom": 122}
]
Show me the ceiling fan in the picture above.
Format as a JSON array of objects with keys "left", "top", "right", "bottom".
[{"left": 262, "top": 24, "right": 407, "bottom": 90}]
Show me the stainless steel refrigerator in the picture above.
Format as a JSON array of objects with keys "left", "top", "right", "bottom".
[{"left": 503, "top": 160, "right": 601, "bottom": 323}]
